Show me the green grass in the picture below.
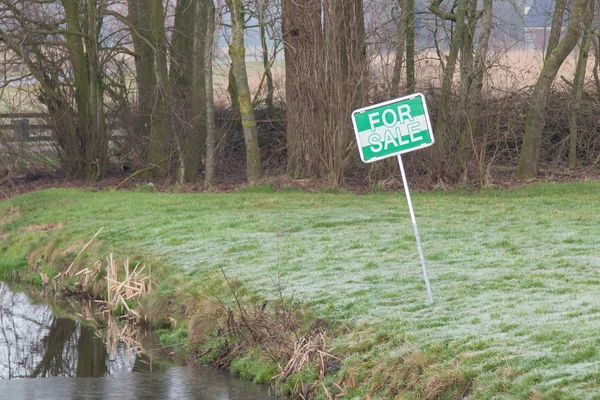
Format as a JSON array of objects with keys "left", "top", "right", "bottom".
[{"left": 1, "top": 181, "right": 600, "bottom": 398}]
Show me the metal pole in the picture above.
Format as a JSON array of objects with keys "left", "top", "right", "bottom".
[{"left": 397, "top": 154, "right": 433, "bottom": 304}]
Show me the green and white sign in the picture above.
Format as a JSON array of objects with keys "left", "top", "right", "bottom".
[
  {"left": 351, "top": 93, "right": 434, "bottom": 163},
  {"left": 351, "top": 93, "right": 435, "bottom": 304}
]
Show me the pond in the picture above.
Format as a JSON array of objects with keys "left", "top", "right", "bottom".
[{"left": 0, "top": 282, "right": 272, "bottom": 399}]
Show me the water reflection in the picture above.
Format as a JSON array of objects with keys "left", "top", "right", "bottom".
[
  {"left": 0, "top": 366, "right": 272, "bottom": 399},
  {"left": 0, "top": 282, "right": 136, "bottom": 379},
  {"left": 0, "top": 283, "right": 271, "bottom": 399}
]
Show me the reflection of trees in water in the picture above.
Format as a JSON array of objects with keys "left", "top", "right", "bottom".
[
  {"left": 0, "top": 284, "right": 137, "bottom": 379},
  {"left": 30, "top": 317, "right": 78, "bottom": 378}
]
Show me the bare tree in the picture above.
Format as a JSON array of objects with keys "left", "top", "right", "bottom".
[
  {"left": 516, "top": 0, "right": 589, "bottom": 179},
  {"left": 0, "top": 0, "right": 112, "bottom": 179},
  {"left": 119, "top": 0, "right": 170, "bottom": 176},
  {"left": 170, "top": 0, "right": 209, "bottom": 183},
  {"left": 282, "top": 0, "right": 324, "bottom": 178},
  {"left": 205, "top": 0, "right": 218, "bottom": 185},
  {"left": 225, "top": 0, "right": 263, "bottom": 183},
  {"left": 546, "top": 0, "right": 567, "bottom": 60},
  {"left": 390, "top": 0, "right": 408, "bottom": 98},
  {"left": 430, "top": 0, "right": 468, "bottom": 157},
  {"left": 283, "top": 0, "right": 367, "bottom": 184},
  {"left": 568, "top": 0, "right": 594, "bottom": 168}
]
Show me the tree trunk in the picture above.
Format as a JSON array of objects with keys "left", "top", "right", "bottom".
[
  {"left": 456, "top": 0, "right": 482, "bottom": 171},
  {"left": 323, "top": 0, "right": 367, "bottom": 185},
  {"left": 171, "top": 0, "right": 195, "bottom": 183},
  {"left": 127, "top": 0, "right": 154, "bottom": 143},
  {"left": 282, "top": 0, "right": 324, "bottom": 178},
  {"left": 126, "top": 0, "right": 170, "bottom": 176},
  {"left": 391, "top": 0, "right": 407, "bottom": 98},
  {"left": 61, "top": 0, "right": 107, "bottom": 180},
  {"left": 592, "top": 37, "right": 600, "bottom": 95},
  {"left": 226, "top": 0, "right": 262, "bottom": 183},
  {"left": 569, "top": 0, "right": 594, "bottom": 168},
  {"left": 432, "top": 0, "right": 467, "bottom": 152},
  {"left": 462, "top": 0, "right": 493, "bottom": 180},
  {"left": 187, "top": 0, "right": 209, "bottom": 183},
  {"left": 146, "top": 0, "right": 170, "bottom": 176},
  {"left": 405, "top": 0, "right": 415, "bottom": 94},
  {"left": 205, "top": 0, "right": 218, "bottom": 185},
  {"left": 516, "top": 0, "right": 588, "bottom": 179},
  {"left": 546, "top": 0, "right": 567, "bottom": 60},
  {"left": 84, "top": 0, "right": 107, "bottom": 180},
  {"left": 258, "top": 0, "right": 274, "bottom": 110}
]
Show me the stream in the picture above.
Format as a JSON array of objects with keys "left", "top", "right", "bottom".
[{"left": 0, "top": 282, "right": 272, "bottom": 399}]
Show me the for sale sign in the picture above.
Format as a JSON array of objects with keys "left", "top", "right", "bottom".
[{"left": 351, "top": 93, "right": 434, "bottom": 163}]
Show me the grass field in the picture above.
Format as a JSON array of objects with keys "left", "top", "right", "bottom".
[{"left": 1, "top": 181, "right": 600, "bottom": 398}]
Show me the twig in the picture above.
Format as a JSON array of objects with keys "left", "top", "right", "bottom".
[
  {"left": 114, "top": 164, "right": 162, "bottom": 188},
  {"left": 61, "top": 227, "right": 104, "bottom": 276}
]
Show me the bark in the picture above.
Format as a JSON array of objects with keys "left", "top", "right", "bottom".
[
  {"left": 516, "top": 0, "right": 588, "bottom": 179},
  {"left": 390, "top": 0, "right": 407, "bottom": 98},
  {"left": 126, "top": 0, "right": 170, "bottom": 175},
  {"left": 84, "top": 0, "right": 107, "bottom": 180},
  {"left": 187, "top": 0, "right": 209, "bottom": 182},
  {"left": 46, "top": 0, "right": 107, "bottom": 179},
  {"left": 323, "top": 0, "right": 367, "bottom": 185},
  {"left": 227, "top": 63, "right": 240, "bottom": 114},
  {"left": 457, "top": 0, "right": 485, "bottom": 170},
  {"left": 171, "top": 0, "right": 195, "bottom": 182},
  {"left": 405, "top": 0, "right": 415, "bottom": 94},
  {"left": 226, "top": 0, "right": 262, "bottom": 183},
  {"left": 569, "top": 0, "right": 594, "bottom": 167},
  {"left": 126, "top": 0, "right": 154, "bottom": 140},
  {"left": 462, "top": 0, "right": 493, "bottom": 180},
  {"left": 205, "top": 0, "right": 217, "bottom": 185},
  {"left": 592, "top": 36, "right": 600, "bottom": 94},
  {"left": 258, "top": 0, "right": 274, "bottom": 110},
  {"left": 282, "top": 0, "right": 324, "bottom": 178},
  {"left": 145, "top": 0, "right": 170, "bottom": 175},
  {"left": 283, "top": 0, "right": 366, "bottom": 184},
  {"left": 546, "top": 0, "right": 567, "bottom": 60},
  {"left": 431, "top": 0, "right": 468, "bottom": 151}
]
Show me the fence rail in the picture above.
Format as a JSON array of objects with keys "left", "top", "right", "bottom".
[{"left": 0, "top": 113, "right": 48, "bottom": 119}]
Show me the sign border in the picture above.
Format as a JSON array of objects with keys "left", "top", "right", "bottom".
[{"left": 351, "top": 93, "right": 435, "bottom": 163}]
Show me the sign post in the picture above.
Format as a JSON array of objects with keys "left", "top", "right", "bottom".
[{"left": 351, "top": 93, "right": 434, "bottom": 303}]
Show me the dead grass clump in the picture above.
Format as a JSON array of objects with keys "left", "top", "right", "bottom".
[
  {"left": 278, "top": 331, "right": 332, "bottom": 380},
  {"left": 527, "top": 389, "right": 545, "bottom": 400},
  {"left": 498, "top": 366, "right": 519, "bottom": 380},
  {"left": 21, "top": 222, "right": 64, "bottom": 233},
  {"left": 0, "top": 206, "right": 19, "bottom": 225},
  {"left": 422, "top": 365, "right": 474, "bottom": 400},
  {"left": 188, "top": 298, "right": 225, "bottom": 344},
  {"left": 368, "top": 350, "right": 474, "bottom": 399},
  {"left": 400, "top": 349, "right": 437, "bottom": 390},
  {"left": 140, "top": 294, "right": 179, "bottom": 328},
  {"left": 187, "top": 269, "right": 335, "bottom": 398}
]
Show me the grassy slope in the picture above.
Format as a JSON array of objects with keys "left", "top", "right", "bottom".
[{"left": 1, "top": 182, "right": 600, "bottom": 398}]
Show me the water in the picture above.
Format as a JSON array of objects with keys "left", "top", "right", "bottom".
[{"left": 0, "top": 283, "right": 271, "bottom": 399}]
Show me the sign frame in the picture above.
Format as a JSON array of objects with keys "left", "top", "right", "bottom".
[{"left": 351, "top": 93, "right": 435, "bottom": 163}]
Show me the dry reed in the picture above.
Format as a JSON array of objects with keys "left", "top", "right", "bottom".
[{"left": 104, "top": 253, "right": 152, "bottom": 322}]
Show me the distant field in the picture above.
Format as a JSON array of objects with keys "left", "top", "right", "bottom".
[
  {"left": 0, "top": 85, "right": 42, "bottom": 114},
  {"left": 1, "top": 46, "right": 589, "bottom": 115},
  {"left": 1, "top": 181, "right": 600, "bottom": 398}
]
